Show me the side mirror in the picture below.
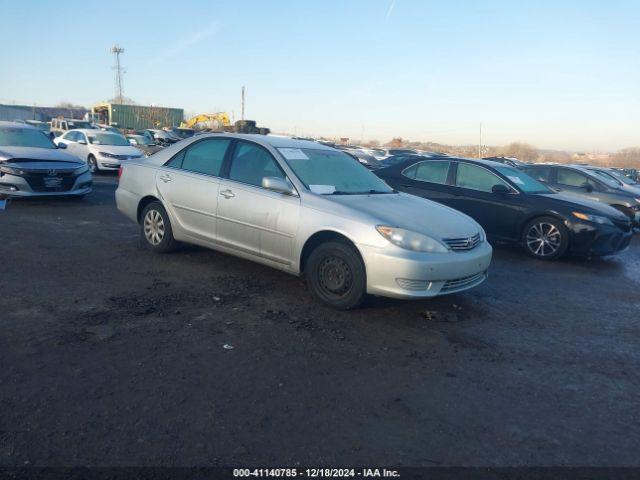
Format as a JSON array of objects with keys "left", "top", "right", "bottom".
[
  {"left": 492, "top": 184, "right": 510, "bottom": 194},
  {"left": 78, "top": 140, "right": 87, "bottom": 145},
  {"left": 581, "top": 182, "right": 594, "bottom": 192},
  {"left": 57, "top": 142, "right": 67, "bottom": 149},
  {"left": 128, "top": 139, "right": 137, "bottom": 145},
  {"left": 262, "top": 176, "right": 295, "bottom": 195}
]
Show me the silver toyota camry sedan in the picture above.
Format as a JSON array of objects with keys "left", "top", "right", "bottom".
[{"left": 116, "top": 134, "right": 492, "bottom": 309}]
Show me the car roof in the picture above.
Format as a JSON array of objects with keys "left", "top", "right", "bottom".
[
  {"left": 70, "top": 129, "right": 121, "bottom": 134},
  {"left": 192, "top": 133, "right": 335, "bottom": 151},
  {"left": 0, "top": 120, "right": 37, "bottom": 129}
]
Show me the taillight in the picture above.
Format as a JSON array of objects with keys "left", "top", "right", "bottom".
[{"left": 118, "top": 166, "right": 123, "bottom": 179}]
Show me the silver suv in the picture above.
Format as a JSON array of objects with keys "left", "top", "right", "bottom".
[{"left": 116, "top": 134, "right": 492, "bottom": 309}]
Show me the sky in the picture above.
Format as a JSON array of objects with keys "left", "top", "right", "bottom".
[{"left": 1, "top": 0, "right": 638, "bottom": 151}]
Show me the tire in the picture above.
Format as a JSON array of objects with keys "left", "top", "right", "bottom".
[
  {"left": 305, "top": 241, "right": 367, "bottom": 309},
  {"left": 522, "top": 216, "right": 569, "bottom": 260},
  {"left": 140, "top": 202, "right": 178, "bottom": 253},
  {"left": 87, "top": 155, "right": 99, "bottom": 174}
]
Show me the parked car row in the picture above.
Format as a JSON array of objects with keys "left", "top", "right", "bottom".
[{"left": 2, "top": 121, "right": 636, "bottom": 310}]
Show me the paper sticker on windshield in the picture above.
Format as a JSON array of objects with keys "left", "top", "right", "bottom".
[
  {"left": 279, "top": 148, "right": 309, "bottom": 160},
  {"left": 507, "top": 175, "right": 524, "bottom": 185},
  {"left": 309, "top": 185, "right": 336, "bottom": 194},
  {"left": 0, "top": 199, "right": 6, "bottom": 210}
]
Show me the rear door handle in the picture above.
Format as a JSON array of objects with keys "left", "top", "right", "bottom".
[
  {"left": 159, "top": 174, "right": 172, "bottom": 183},
  {"left": 220, "top": 189, "right": 235, "bottom": 199}
]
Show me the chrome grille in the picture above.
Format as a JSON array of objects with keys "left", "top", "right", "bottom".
[
  {"left": 443, "top": 233, "right": 481, "bottom": 251},
  {"left": 441, "top": 271, "right": 486, "bottom": 293}
]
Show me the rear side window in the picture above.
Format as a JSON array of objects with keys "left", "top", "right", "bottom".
[
  {"left": 402, "top": 160, "right": 450, "bottom": 184},
  {"left": 524, "top": 166, "right": 552, "bottom": 182},
  {"left": 455, "top": 163, "right": 510, "bottom": 192},
  {"left": 557, "top": 169, "right": 596, "bottom": 188},
  {"left": 229, "top": 141, "right": 285, "bottom": 187},
  {"left": 177, "top": 139, "right": 230, "bottom": 176}
]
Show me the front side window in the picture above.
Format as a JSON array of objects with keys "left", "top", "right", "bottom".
[
  {"left": 229, "top": 141, "right": 285, "bottom": 187},
  {"left": 180, "top": 139, "right": 230, "bottom": 176},
  {"left": 455, "top": 163, "right": 511, "bottom": 193},
  {"left": 278, "top": 147, "right": 393, "bottom": 194},
  {"left": 402, "top": 160, "right": 450, "bottom": 184}
]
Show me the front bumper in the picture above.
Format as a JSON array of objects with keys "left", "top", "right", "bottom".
[
  {"left": 568, "top": 220, "right": 633, "bottom": 256},
  {"left": 359, "top": 241, "right": 493, "bottom": 299},
  {"left": 0, "top": 171, "right": 92, "bottom": 197}
]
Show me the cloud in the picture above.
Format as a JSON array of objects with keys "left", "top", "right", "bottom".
[
  {"left": 145, "top": 22, "right": 220, "bottom": 67},
  {"left": 385, "top": 0, "right": 396, "bottom": 20}
]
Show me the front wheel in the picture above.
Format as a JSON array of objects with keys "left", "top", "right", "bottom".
[
  {"left": 141, "top": 202, "right": 178, "bottom": 253},
  {"left": 522, "top": 216, "right": 569, "bottom": 260},
  {"left": 87, "top": 155, "right": 99, "bottom": 174},
  {"left": 305, "top": 241, "right": 367, "bottom": 309}
]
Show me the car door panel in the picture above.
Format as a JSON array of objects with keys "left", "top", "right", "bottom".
[
  {"left": 448, "top": 163, "right": 525, "bottom": 241},
  {"left": 155, "top": 169, "right": 220, "bottom": 242},
  {"left": 154, "top": 138, "right": 231, "bottom": 242},
  {"left": 216, "top": 140, "right": 300, "bottom": 265},
  {"left": 216, "top": 180, "right": 300, "bottom": 264}
]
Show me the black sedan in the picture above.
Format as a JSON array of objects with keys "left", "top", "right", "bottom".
[{"left": 375, "top": 156, "right": 633, "bottom": 260}]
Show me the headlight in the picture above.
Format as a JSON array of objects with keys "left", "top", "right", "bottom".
[
  {"left": 98, "top": 151, "right": 116, "bottom": 158},
  {"left": 74, "top": 165, "right": 90, "bottom": 175},
  {"left": 0, "top": 164, "right": 26, "bottom": 176},
  {"left": 376, "top": 225, "right": 449, "bottom": 253},
  {"left": 572, "top": 211, "right": 614, "bottom": 226}
]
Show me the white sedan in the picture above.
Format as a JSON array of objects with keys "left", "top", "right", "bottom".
[{"left": 54, "top": 129, "right": 143, "bottom": 173}]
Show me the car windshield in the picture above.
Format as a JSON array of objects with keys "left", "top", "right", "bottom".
[
  {"left": 388, "top": 149, "right": 416, "bottom": 155},
  {"left": 584, "top": 170, "right": 619, "bottom": 189},
  {"left": 495, "top": 166, "right": 552, "bottom": 194},
  {"left": 278, "top": 147, "right": 394, "bottom": 194},
  {"left": 129, "top": 135, "right": 153, "bottom": 145},
  {"left": 596, "top": 169, "right": 633, "bottom": 185},
  {"left": 26, "top": 121, "right": 49, "bottom": 131},
  {"left": 67, "top": 121, "right": 93, "bottom": 129},
  {"left": 87, "top": 133, "right": 130, "bottom": 146},
  {"left": 0, "top": 127, "right": 56, "bottom": 149}
]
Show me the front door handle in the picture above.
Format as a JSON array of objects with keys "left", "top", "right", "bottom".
[
  {"left": 159, "top": 174, "right": 172, "bottom": 183},
  {"left": 220, "top": 189, "right": 235, "bottom": 199}
]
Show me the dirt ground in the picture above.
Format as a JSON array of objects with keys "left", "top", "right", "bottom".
[{"left": 1, "top": 174, "right": 639, "bottom": 467}]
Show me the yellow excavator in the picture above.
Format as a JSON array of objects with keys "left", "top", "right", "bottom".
[{"left": 180, "top": 112, "right": 231, "bottom": 131}]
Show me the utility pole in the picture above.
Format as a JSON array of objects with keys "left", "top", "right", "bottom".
[
  {"left": 241, "top": 86, "right": 245, "bottom": 121},
  {"left": 111, "top": 45, "right": 125, "bottom": 104},
  {"left": 478, "top": 122, "right": 483, "bottom": 158}
]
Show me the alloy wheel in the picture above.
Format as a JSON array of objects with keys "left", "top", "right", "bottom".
[
  {"left": 526, "top": 222, "right": 561, "bottom": 257},
  {"left": 143, "top": 209, "right": 165, "bottom": 246}
]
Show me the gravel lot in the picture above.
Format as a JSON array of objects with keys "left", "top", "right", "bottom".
[{"left": 1, "top": 174, "right": 639, "bottom": 467}]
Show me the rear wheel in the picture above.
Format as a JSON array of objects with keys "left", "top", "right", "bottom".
[
  {"left": 305, "top": 241, "right": 367, "bottom": 309},
  {"left": 141, "top": 202, "right": 178, "bottom": 253},
  {"left": 522, "top": 216, "right": 569, "bottom": 260},
  {"left": 87, "top": 155, "right": 99, "bottom": 174}
]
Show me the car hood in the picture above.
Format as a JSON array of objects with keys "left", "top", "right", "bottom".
[
  {"left": 536, "top": 192, "right": 629, "bottom": 220},
  {"left": 0, "top": 146, "right": 80, "bottom": 163},
  {"left": 319, "top": 192, "right": 481, "bottom": 239},
  {"left": 89, "top": 145, "right": 142, "bottom": 156}
]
